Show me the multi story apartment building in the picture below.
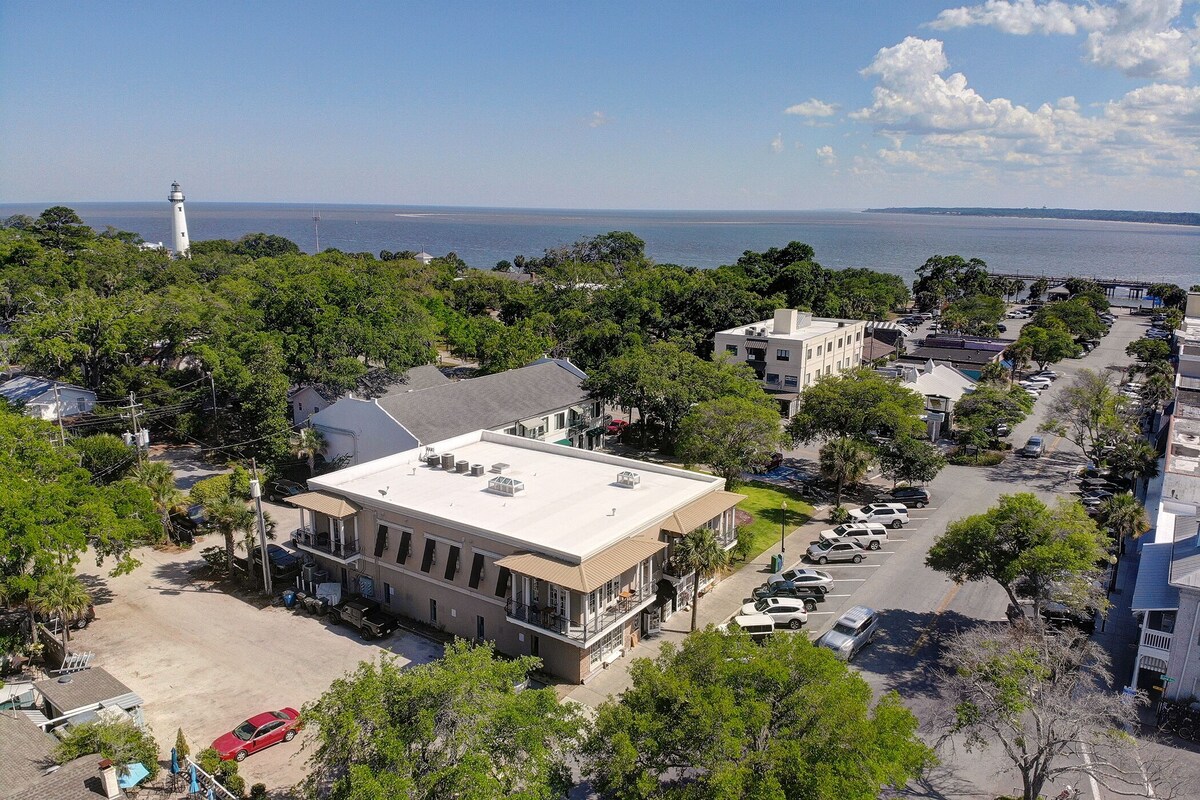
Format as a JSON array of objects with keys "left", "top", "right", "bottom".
[
  {"left": 285, "top": 430, "right": 744, "bottom": 683},
  {"left": 1130, "top": 294, "right": 1200, "bottom": 698},
  {"left": 713, "top": 309, "right": 867, "bottom": 414}
]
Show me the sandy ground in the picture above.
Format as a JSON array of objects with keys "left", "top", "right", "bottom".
[{"left": 71, "top": 537, "right": 442, "bottom": 792}]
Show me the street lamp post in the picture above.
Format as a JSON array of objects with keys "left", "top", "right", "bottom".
[{"left": 780, "top": 501, "right": 788, "bottom": 554}]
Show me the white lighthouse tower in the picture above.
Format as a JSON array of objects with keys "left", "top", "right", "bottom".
[{"left": 168, "top": 181, "right": 190, "bottom": 257}]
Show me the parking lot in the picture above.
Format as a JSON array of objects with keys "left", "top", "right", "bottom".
[{"left": 71, "top": 522, "right": 442, "bottom": 791}]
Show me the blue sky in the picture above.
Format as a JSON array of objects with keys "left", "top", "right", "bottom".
[{"left": 1, "top": 1, "right": 1196, "bottom": 210}]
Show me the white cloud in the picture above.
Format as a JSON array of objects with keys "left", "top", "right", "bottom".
[
  {"left": 784, "top": 98, "right": 839, "bottom": 117},
  {"left": 849, "top": 35, "right": 1200, "bottom": 183},
  {"left": 770, "top": 133, "right": 784, "bottom": 153},
  {"left": 588, "top": 111, "right": 610, "bottom": 128},
  {"left": 929, "top": 0, "right": 1199, "bottom": 80},
  {"left": 816, "top": 145, "right": 838, "bottom": 166}
]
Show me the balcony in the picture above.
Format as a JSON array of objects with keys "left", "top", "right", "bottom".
[
  {"left": 291, "top": 528, "right": 362, "bottom": 565},
  {"left": 1140, "top": 628, "right": 1174, "bottom": 653},
  {"left": 505, "top": 578, "right": 658, "bottom": 645}
]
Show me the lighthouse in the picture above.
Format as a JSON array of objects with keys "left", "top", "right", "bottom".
[{"left": 168, "top": 181, "right": 190, "bottom": 257}]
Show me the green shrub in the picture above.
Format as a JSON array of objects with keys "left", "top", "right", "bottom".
[
  {"left": 174, "top": 727, "right": 190, "bottom": 761},
  {"left": 223, "top": 773, "right": 246, "bottom": 797},
  {"left": 829, "top": 505, "right": 852, "bottom": 524},
  {"left": 730, "top": 526, "right": 754, "bottom": 563},
  {"left": 948, "top": 450, "right": 1005, "bottom": 466},
  {"left": 54, "top": 718, "right": 160, "bottom": 780},
  {"left": 200, "top": 546, "right": 229, "bottom": 573},
  {"left": 249, "top": 783, "right": 268, "bottom": 800}
]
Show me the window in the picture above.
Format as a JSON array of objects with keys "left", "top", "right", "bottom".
[
  {"left": 806, "top": 348, "right": 812, "bottom": 359},
  {"left": 825, "top": 365, "right": 831, "bottom": 375},
  {"left": 554, "top": 412, "right": 566, "bottom": 430},
  {"left": 477, "top": 615, "right": 485, "bottom": 640},
  {"left": 384, "top": 582, "right": 393, "bottom": 604},
  {"left": 505, "top": 426, "right": 518, "bottom": 435},
  {"left": 838, "top": 337, "right": 844, "bottom": 348},
  {"left": 783, "top": 375, "right": 798, "bottom": 389},
  {"left": 856, "top": 331, "right": 862, "bottom": 341},
  {"left": 804, "top": 373, "right": 812, "bottom": 386},
  {"left": 816, "top": 344, "right": 822, "bottom": 355},
  {"left": 726, "top": 344, "right": 738, "bottom": 356},
  {"left": 765, "top": 373, "right": 780, "bottom": 384},
  {"left": 430, "top": 599, "right": 437, "bottom": 623},
  {"left": 776, "top": 349, "right": 790, "bottom": 361},
  {"left": 297, "top": 402, "right": 302, "bottom": 411}
]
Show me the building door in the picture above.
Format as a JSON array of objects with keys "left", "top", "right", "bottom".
[
  {"left": 531, "top": 635, "right": 540, "bottom": 657},
  {"left": 430, "top": 598, "right": 437, "bottom": 624}
]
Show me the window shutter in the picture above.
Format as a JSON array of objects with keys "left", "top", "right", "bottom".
[
  {"left": 494, "top": 566, "right": 511, "bottom": 597},
  {"left": 397, "top": 530, "right": 411, "bottom": 564},
  {"left": 468, "top": 553, "right": 485, "bottom": 589},
  {"left": 444, "top": 546, "right": 460, "bottom": 580},
  {"left": 420, "top": 540, "right": 436, "bottom": 573},
  {"left": 373, "top": 525, "right": 388, "bottom": 558}
]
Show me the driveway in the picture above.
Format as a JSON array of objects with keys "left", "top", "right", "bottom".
[{"left": 72, "top": 540, "right": 442, "bottom": 792}]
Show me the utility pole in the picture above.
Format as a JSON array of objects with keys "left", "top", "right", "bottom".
[
  {"left": 208, "top": 373, "right": 218, "bottom": 412},
  {"left": 52, "top": 384, "right": 66, "bottom": 446},
  {"left": 122, "top": 392, "right": 145, "bottom": 465},
  {"left": 249, "top": 458, "right": 273, "bottom": 595}
]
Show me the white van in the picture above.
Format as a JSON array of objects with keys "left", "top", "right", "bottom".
[{"left": 726, "top": 613, "right": 776, "bottom": 642}]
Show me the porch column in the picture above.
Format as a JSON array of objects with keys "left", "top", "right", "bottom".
[
  {"left": 336, "top": 518, "right": 345, "bottom": 554},
  {"left": 352, "top": 517, "right": 359, "bottom": 551}
]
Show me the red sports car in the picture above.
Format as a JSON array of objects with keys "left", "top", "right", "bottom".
[{"left": 211, "top": 708, "right": 302, "bottom": 761}]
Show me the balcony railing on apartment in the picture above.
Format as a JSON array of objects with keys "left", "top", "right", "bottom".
[
  {"left": 291, "top": 528, "right": 361, "bottom": 560},
  {"left": 1141, "top": 628, "right": 1174, "bottom": 652},
  {"left": 505, "top": 579, "right": 657, "bottom": 642}
]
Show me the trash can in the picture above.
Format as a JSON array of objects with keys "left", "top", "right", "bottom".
[
  {"left": 282, "top": 589, "right": 296, "bottom": 608},
  {"left": 770, "top": 554, "right": 784, "bottom": 573}
]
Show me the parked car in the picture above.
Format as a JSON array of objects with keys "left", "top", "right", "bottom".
[
  {"left": 740, "top": 597, "right": 811, "bottom": 628},
  {"left": 848, "top": 503, "right": 909, "bottom": 528},
  {"left": 1020, "top": 378, "right": 1052, "bottom": 391},
  {"left": 724, "top": 613, "right": 776, "bottom": 642},
  {"left": 605, "top": 419, "right": 630, "bottom": 435},
  {"left": 267, "top": 479, "right": 306, "bottom": 503},
  {"left": 819, "top": 522, "right": 888, "bottom": 549},
  {"left": 807, "top": 538, "right": 867, "bottom": 564},
  {"left": 1024, "top": 389, "right": 1042, "bottom": 399},
  {"left": 328, "top": 598, "right": 398, "bottom": 640},
  {"left": 752, "top": 579, "right": 825, "bottom": 604},
  {"left": 35, "top": 603, "right": 96, "bottom": 632},
  {"left": 1020, "top": 436, "right": 1045, "bottom": 457},
  {"left": 877, "top": 486, "right": 931, "bottom": 508},
  {"left": 169, "top": 504, "right": 209, "bottom": 541},
  {"left": 773, "top": 568, "right": 834, "bottom": 594},
  {"left": 988, "top": 422, "right": 1011, "bottom": 437},
  {"left": 1040, "top": 601, "right": 1096, "bottom": 634},
  {"left": 1032, "top": 369, "right": 1058, "bottom": 380},
  {"left": 753, "top": 452, "right": 784, "bottom": 473},
  {"left": 814, "top": 606, "right": 879, "bottom": 661},
  {"left": 212, "top": 708, "right": 302, "bottom": 761}
]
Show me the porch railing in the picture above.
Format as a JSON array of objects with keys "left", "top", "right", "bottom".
[
  {"left": 505, "top": 577, "right": 658, "bottom": 643},
  {"left": 292, "top": 528, "right": 360, "bottom": 559},
  {"left": 1141, "top": 628, "right": 1174, "bottom": 652}
]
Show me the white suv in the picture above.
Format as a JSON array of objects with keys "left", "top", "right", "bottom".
[
  {"left": 740, "top": 597, "right": 810, "bottom": 629},
  {"left": 819, "top": 522, "right": 888, "bottom": 550},
  {"left": 848, "top": 503, "right": 910, "bottom": 529}
]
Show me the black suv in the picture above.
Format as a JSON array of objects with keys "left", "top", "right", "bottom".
[
  {"left": 1040, "top": 601, "right": 1096, "bottom": 634},
  {"left": 877, "top": 486, "right": 931, "bottom": 508},
  {"left": 267, "top": 479, "right": 307, "bottom": 503}
]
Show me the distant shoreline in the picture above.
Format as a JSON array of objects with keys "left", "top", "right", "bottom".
[{"left": 863, "top": 207, "right": 1200, "bottom": 227}]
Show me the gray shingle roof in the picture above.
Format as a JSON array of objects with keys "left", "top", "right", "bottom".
[
  {"left": 291, "top": 365, "right": 451, "bottom": 404},
  {"left": 900, "top": 347, "right": 1003, "bottom": 366},
  {"left": 0, "top": 712, "right": 59, "bottom": 798},
  {"left": 7, "top": 757, "right": 110, "bottom": 800},
  {"left": 376, "top": 360, "right": 589, "bottom": 445},
  {"left": 33, "top": 668, "right": 136, "bottom": 717}
]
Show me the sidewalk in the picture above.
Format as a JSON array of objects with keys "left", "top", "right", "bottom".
[{"left": 566, "top": 508, "right": 830, "bottom": 707}]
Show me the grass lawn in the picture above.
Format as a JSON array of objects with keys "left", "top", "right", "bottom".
[{"left": 734, "top": 481, "right": 815, "bottom": 562}]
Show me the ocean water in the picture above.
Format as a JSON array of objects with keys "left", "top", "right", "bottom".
[{"left": 2, "top": 203, "right": 1197, "bottom": 285}]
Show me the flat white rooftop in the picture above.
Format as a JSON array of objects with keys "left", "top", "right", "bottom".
[
  {"left": 308, "top": 430, "right": 724, "bottom": 563},
  {"left": 718, "top": 317, "right": 860, "bottom": 343}
]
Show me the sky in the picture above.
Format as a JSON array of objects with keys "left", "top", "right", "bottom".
[{"left": 1, "top": 1, "right": 1197, "bottom": 211}]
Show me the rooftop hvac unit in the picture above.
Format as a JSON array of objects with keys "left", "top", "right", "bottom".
[
  {"left": 440, "top": 453, "right": 456, "bottom": 470},
  {"left": 470, "top": 464, "right": 485, "bottom": 477},
  {"left": 491, "top": 462, "right": 509, "bottom": 474},
  {"left": 617, "top": 470, "right": 641, "bottom": 488},
  {"left": 455, "top": 460, "right": 469, "bottom": 473}
]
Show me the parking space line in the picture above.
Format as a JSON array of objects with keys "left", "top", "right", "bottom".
[
  {"left": 831, "top": 578, "right": 867, "bottom": 582},
  {"left": 819, "top": 564, "right": 880, "bottom": 569},
  {"left": 823, "top": 594, "right": 853, "bottom": 598}
]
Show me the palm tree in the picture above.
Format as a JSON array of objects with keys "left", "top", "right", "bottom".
[
  {"left": 1109, "top": 439, "right": 1159, "bottom": 491},
  {"left": 206, "top": 495, "right": 256, "bottom": 577},
  {"left": 292, "top": 427, "right": 327, "bottom": 475},
  {"left": 1099, "top": 493, "right": 1150, "bottom": 554},
  {"left": 819, "top": 437, "right": 873, "bottom": 507},
  {"left": 236, "top": 512, "right": 277, "bottom": 585},
  {"left": 31, "top": 570, "right": 92, "bottom": 652},
  {"left": 130, "top": 461, "right": 183, "bottom": 541},
  {"left": 673, "top": 527, "right": 730, "bottom": 632}
]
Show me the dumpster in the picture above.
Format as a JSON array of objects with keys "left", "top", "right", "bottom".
[{"left": 282, "top": 589, "right": 296, "bottom": 608}]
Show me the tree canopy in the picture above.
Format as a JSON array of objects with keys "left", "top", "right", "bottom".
[
  {"left": 678, "top": 396, "right": 784, "bottom": 488},
  {"left": 301, "top": 642, "right": 582, "bottom": 800},
  {"left": 582, "top": 627, "right": 933, "bottom": 800},
  {"left": 1011, "top": 324, "right": 1079, "bottom": 368},
  {"left": 1040, "top": 369, "right": 1135, "bottom": 467},
  {"left": 786, "top": 368, "right": 926, "bottom": 445}
]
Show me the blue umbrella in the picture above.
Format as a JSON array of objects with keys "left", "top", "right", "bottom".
[
  {"left": 170, "top": 748, "right": 179, "bottom": 775},
  {"left": 207, "top": 788, "right": 215, "bottom": 800},
  {"left": 189, "top": 764, "right": 199, "bottom": 794}
]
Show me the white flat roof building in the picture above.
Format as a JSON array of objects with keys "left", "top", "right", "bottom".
[{"left": 308, "top": 429, "right": 725, "bottom": 562}]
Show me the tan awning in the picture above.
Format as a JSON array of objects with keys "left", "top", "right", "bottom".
[
  {"left": 495, "top": 537, "right": 666, "bottom": 593},
  {"left": 660, "top": 490, "right": 746, "bottom": 535},
  {"left": 287, "top": 491, "right": 361, "bottom": 519}
]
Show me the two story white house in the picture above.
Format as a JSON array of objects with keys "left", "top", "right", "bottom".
[
  {"left": 713, "top": 309, "right": 867, "bottom": 415},
  {"left": 0, "top": 376, "right": 96, "bottom": 421}
]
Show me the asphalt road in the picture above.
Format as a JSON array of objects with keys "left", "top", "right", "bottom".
[{"left": 774, "top": 309, "right": 1160, "bottom": 798}]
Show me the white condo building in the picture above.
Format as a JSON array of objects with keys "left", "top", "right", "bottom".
[{"left": 712, "top": 309, "right": 867, "bottom": 415}]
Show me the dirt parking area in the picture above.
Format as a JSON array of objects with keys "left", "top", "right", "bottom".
[{"left": 71, "top": 540, "right": 443, "bottom": 792}]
